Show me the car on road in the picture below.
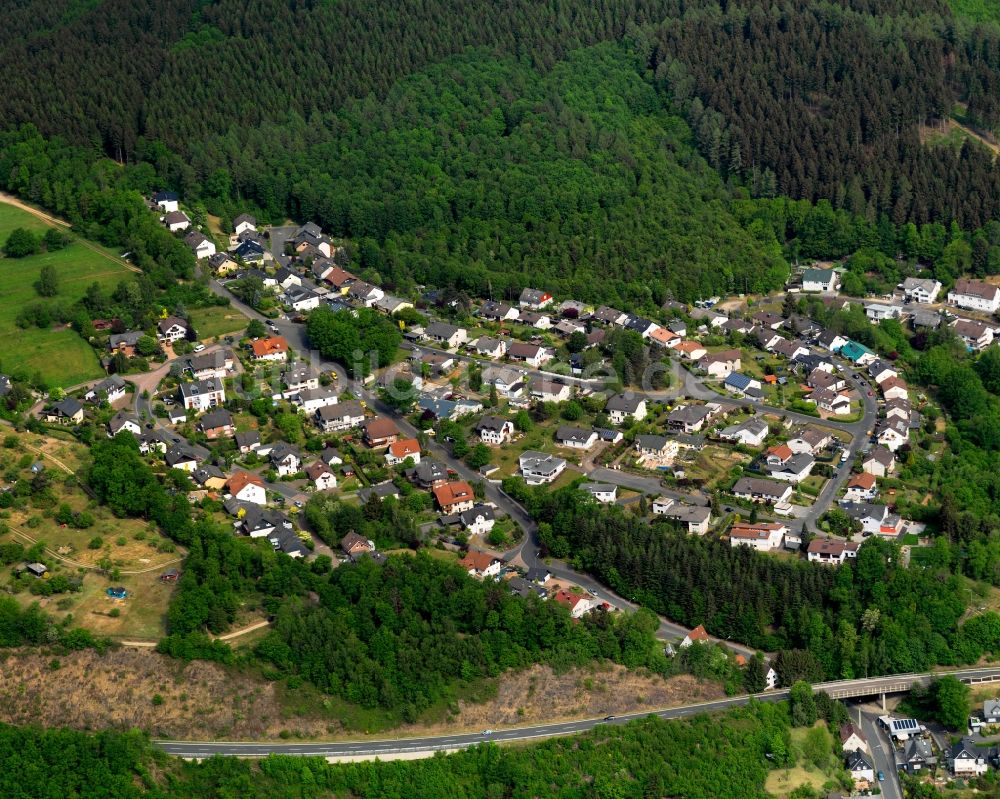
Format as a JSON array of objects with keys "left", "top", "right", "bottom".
[
  {"left": 853, "top": 373, "right": 861, "bottom": 379},
  {"left": 293, "top": 500, "right": 304, "bottom": 508},
  {"left": 193, "top": 343, "right": 205, "bottom": 352},
  {"left": 877, "top": 771, "right": 884, "bottom": 782},
  {"left": 867, "top": 390, "right": 874, "bottom": 396},
  {"left": 482, "top": 730, "right": 493, "bottom": 736},
  {"left": 603, "top": 715, "right": 616, "bottom": 721},
  {"left": 588, "top": 589, "right": 598, "bottom": 596}
]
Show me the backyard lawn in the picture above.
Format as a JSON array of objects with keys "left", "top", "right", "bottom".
[
  {"left": 0, "top": 202, "right": 136, "bottom": 386},
  {"left": 189, "top": 304, "right": 251, "bottom": 341}
]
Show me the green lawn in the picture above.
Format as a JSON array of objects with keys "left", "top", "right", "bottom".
[
  {"left": 189, "top": 305, "right": 251, "bottom": 340},
  {"left": 0, "top": 202, "right": 136, "bottom": 386}
]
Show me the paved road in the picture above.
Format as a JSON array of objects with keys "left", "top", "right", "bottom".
[
  {"left": 861, "top": 711, "right": 903, "bottom": 799},
  {"left": 154, "top": 666, "right": 1000, "bottom": 760}
]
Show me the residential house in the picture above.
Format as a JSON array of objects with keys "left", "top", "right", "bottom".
[
  {"left": 196, "top": 408, "right": 234, "bottom": 439},
  {"left": 179, "top": 377, "right": 225, "bottom": 412},
  {"left": 281, "top": 364, "right": 319, "bottom": 395},
  {"left": 649, "top": 327, "right": 680, "bottom": 348},
  {"left": 807, "top": 537, "right": 860, "bottom": 565},
  {"left": 664, "top": 404, "right": 711, "bottom": 433},
  {"left": 188, "top": 349, "right": 233, "bottom": 380},
  {"left": 320, "top": 446, "right": 343, "bottom": 467},
  {"left": 605, "top": 394, "right": 647, "bottom": 425},
  {"left": 284, "top": 285, "right": 321, "bottom": 312},
  {"left": 636, "top": 434, "right": 678, "bottom": 461},
  {"left": 323, "top": 266, "right": 356, "bottom": 293},
  {"left": 294, "top": 386, "right": 341, "bottom": 414},
  {"left": 786, "top": 427, "right": 833, "bottom": 455},
  {"left": 579, "top": 482, "right": 617, "bottom": 504},
  {"left": 840, "top": 723, "right": 869, "bottom": 755},
  {"left": 807, "top": 368, "right": 846, "bottom": 392},
  {"left": 425, "top": 321, "right": 468, "bottom": 349},
  {"left": 766, "top": 445, "right": 815, "bottom": 483},
  {"left": 953, "top": 318, "right": 995, "bottom": 351},
  {"left": 234, "top": 430, "right": 260, "bottom": 454},
  {"left": 84, "top": 375, "right": 128, "bottom": 404},
  {"left": 902, "top": 277, "right": 942, "bottom": 304},
  {"left": 385, "top": 438, "right": 421, "bottom": 466},
  {"left": 879, "top": 376, "right": 909, "bottom": 402},
  {"left": 660, "top": 504, "right": 712, "bottom": 535},
  {"left": 519, "top": 288, "right": 553, "bottom": 309},
  {"left": 698, "top": 349, "right": 742, "bottom": 378},
  {"left": 108, "top": 410, "right": 141, "bottom": 437},
  {"left": 341, "top": 532, "right": 375, "bottom": 557},
  {"left": 315, "top": 401, "right": 365, "bottom": 432},
  {"left": 912, "top": 309, "right": 943, "bottom": 329},
  {"left": 164, "top": 445, "right": 199, "bottom": 472},
  {"left": 732, "top": 477, "right": 793, "bottom": 505},
  {"left": 846, "top": 750, "right": 875, "bottom": 785},
  {"left": 507, "top": 342, "right": 551, "bottom": 368},
  {"left": 984, "top": 699, "right": 1000, "bottom": 724},
  {"left": 667, "top": 320, "right": 687, "bottom": 337},
  {"left": 233, "top": 213, "right": 257, "bottom": 236},
  {"left": 163, "top": 210, "right": 190, "bottom": 232},
  {"left": 554, "top": 319, "right": 586, "bottom": 338},
  {"left": 802, "top": 267, "right": 839, "bottom": 292},
  {"left": 357, "top": 482, "right": 401, "bottom": 504},
  {"left": 108, "top": 330, "right": 144, "bottom": 357},
  {"left": 841, "top": 501, "right": 900, "bottom": 537},
  {"left": 269, "top": 443, "right": 302, "bottom": 477},
  {"left": 348, "top": 281, "right": 384, "bottom": 307},
  {"left": 305, "top": 461, "right": 338, "bottom": 491},
  {"left": 806, "top": 387, "right": 851, "bottom": 415},
  {"left": 724, "top": 372, "right": 763, "bottom": 399},
  {"left": 866, "top": 303, "right": 901, "bottom": 323},
  {"left": 719, "top": 417, "right": 769, "bottom": 447},
  {"left": 529, "top": 377, "right": 571, "bottom": 403},
  {"left": 553, "top": 590, "right": 597, "bottom": 619},
  {"left": 885, "top": 397, "right": 912, "bottom": 423},
  {"left": 722, "top": 317, "right": 753, "bottom": 335},
  {"left": 624, "top": 315, "right": 659, "bottom": 338},
  {"left": 817, "top": 330, "right": 849, "bottom": 353},
  {"left": 674, "top": 340, "right": 708, "bottom": 361},
  {"left": 225, "top": 471, "right": 267, "bottom": 505},
  {"left": 193, "top": 465, "right": 227, "bottom": 490},
  {"left": 460, "top": 505, "right": 496, "bottom": 535},
  {"left": 408, "top": 459, "right": 449, "bottom": 489},
  {"left": 729, "top": 522, "right": 786, "bottom": 552},
  {"left": 876, "top": 418, "right": 909, "bottom": 452},
  {"left": 555, "top": 426, "right": 598, "bottom": 450},
  {"left": 868, "top": 360, "right": 897, "bottom": 385},
  {"left": 233, "top": 239, "right": 267, "bottom": 263},
  {"left": 752, "top": 311, "right": 785, "bottom": 330},
  {"left": 249, "top": 336, "right": 289, "bottom": 362},
  {"left": 840, "top": 340, "right": 878, "bottom": 365},
  {"left": 374, "top": 294, "right": 413, "bottom": 315},
  {"left": 680, "top": 624, "right": 711, "bottom": 648},
  {"left": 157, "top": 316, "right": 189, "bottom": 343},
  {"left": 153, "top": 190, "right": 179, "bottom": 213},
  {"left": 950, "top": 739, "right": 989, "bottom": 777},
  {"left": 363, "top": 416, "right": 400, "bottom": 448},
  {"left": 184, "top": 230, "right": 216, "bottom": 260},
  {"left": 591, "top": 305, "right": 627, "bottom": 326},
  {"left": 481, "top": 366, "right": 525, "bottom": 398},
  {"left": 879, "top": 716, "right": 924, "bottom": 741},
  {"left": 897, "top": 738, "right": 936, "bottom": 775},
  {"left": 949, "top": 278, "right": 1000, "bottom": 313},
  {"left": 845, "top": 472, "right": 878, "bottom": 501},
  {"left": 472, "top": 336, "right": 507, "bottom": 359},
  {"left": 863, "top": 446, "right": 895, "bottom": 477},
  {"left": 434, "top": 481, "right": 476, "bottom": 514},
  {"left": 770, "top": 338, "right": 808, "bottom": 361},
  {"left": 519, "top": 451, "right": 567, "bottom": 485},
  {"left": 476, "top": 416, "right": 514, "bottom": 445},
  {"left": 479, "top": 301, "right": 520, "bottom": 322}
]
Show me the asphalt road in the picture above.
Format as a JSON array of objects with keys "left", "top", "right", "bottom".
[
  {"left": 155, "top": 666, "right": 1000, "bottom": 759},
  {"left": 861, "top": 711, "right": 903, "bottom": 799}
]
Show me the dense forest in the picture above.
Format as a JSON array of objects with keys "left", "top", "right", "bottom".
[
  {"left": 2, "top": 1, "right": 1000, "bottom": 304},
  {"left": 506, "top": 483, "right": 1000, "bottom": 682},
  {"left": 0, "top": 700, "right": 817, "bottom": 799}
]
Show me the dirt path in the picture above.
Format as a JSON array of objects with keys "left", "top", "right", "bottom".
[
  {"left": 119, "top": 619, "right": 270, "bottom": 649},
  {"left": 19, "top": 440, "right": 75, "bottom": 475},
  {"left": 8, "top": 524, "right": 183, "bottom": 575},
  {"left": 0, "top": 192, "right": 142, "bottom": 274}
]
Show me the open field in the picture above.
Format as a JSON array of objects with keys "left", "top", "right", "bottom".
[
  {"left": 0, "top": 202, "right": 136, "bottom": 386},
  {"left": 189, "top": 304, "right": 250, "bottom": 341}
]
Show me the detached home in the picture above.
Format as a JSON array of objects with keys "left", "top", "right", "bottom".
[
  {"left": 196, "top": 408, "right": 234, "bottom": 439},
  {"left": 802, "top": 267, "right": 838, "bottom": 293},
  {"left": 519, "top": 451, "right": 567, "bottom": 485},
  {"left": 719, "top": 417, "right": 769, "bottom": 447},
  {"left": 305, "top": 461, "right": 338, "bottom": 491},
  {"left": 519, "top": 288, "right": 553, "bottom": 309},
  {"left": 434, "top": 481, "right": 476, "bottom": 513},
  {"left": 460, "top": 505, "right": 496, "bottom": 536},
  {"left": 269, "top": 443, "right": 302, "bottom": 477},
  {"left": 157, "top": 316, "right": 189, "bottom": 343},
  {"left": 425, "top": 321, "right": 468, "bottom": 349},
  {"left": 315, "top": 401, "right": 365, "bottom": 432},
  {"left": 184, "top": 231, "right": 217, "bottom": 260},
  {"left": 902, "top": 277, "right": 942, "bottom": 304},
  {"left": 225, "top": 471, "right": 267, "bottom": 505},
  {"left": 180, "top": 377, "right": 225, "bottom": 412},
  {"left": 949, "top": 278, "right": 1000, "bottom": 313},
  {"left": 384, "top": 438, "right": 421, "bottom": 466},
  {"left": 476, "top": 416, "right": 514, "bottom": 445},
  {"left": 605, "top": 394, "right": 646, "bottom": 425},
  {"left": 249, "top": 336, "right": 289, "bottom": 362},
  {"left": 508, "top": 342, "right": 551, "bottom": 369},
  {"left": 698, "top": 349, "right": 741, "bottom": 378},
  {"left": 806, "top": 537, "right": 859, "bottom": 565},
  {"left": 730, "top": 522, "right": 786, "bottom": 551},
  {"left": 732, "top": 477, "right": 793, "bottom": 505},
  {"left": 555, "top": 426, "right": 598, "bottom": 450}
]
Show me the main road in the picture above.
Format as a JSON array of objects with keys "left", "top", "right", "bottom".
[{"left": 154, "top": 666, "right": 1000, "bottom": 760}]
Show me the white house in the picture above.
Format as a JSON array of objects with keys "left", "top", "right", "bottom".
[
  {"left": 529, "top": 377, "right": 571, "bottom": 403},
  {"left": 578, "top": 482, "right": 617, "bottom": 504},
  {"left": 519, "top": 288, "right": 553, "bottom": 309},
  {"left": 951, "top": 740, "right": 989, "bottom": 778},
  {"left": 876, "top": 418, "right": 909, "bottom": 451},
  {"left": 519, "top": 451, "right": 567, "bottom": 485},
  {"left": 459, "top": 550, "right": 503, "bottom": 579},
  {"left": 605, "top": 394, "right": 646, "bottom": 425},
  {"left": 866, "top": 303, "right": 901, "bottom": 323},
  {"left": 184, "top": 230, "right": 217, "bottom": 260},
  {"left": 953, "top": 318, "right": 995, "bottom": 351},
  {"left": 233, "top": 213, "right": 257, "bottom": 236},
  {"left": 269, "top": 443, "right": 301, "bottom": 477},
  {"left": 153, "top": 191, "right": 179, "bottom": 213},
  {"left": 863, "top": 446, "right": 895, "bottom": 477},
  {"left": 719, "top": 417, "right": 769, "bottom": 448},
  {"left": 806, "top": 387, "right": 851, "bottom": 415},
  {"left": 472, "top": 336, "right": 507, "bottom": 359},
  {"left": 225, "top": 471, "right": 267, "bottom": 505},
  {"left": 425, "top": 321, "right": 468, "bottom": 349},
  {"left": 729, "top": 522, "right": 786, "bottom": 552},
  {"left": 460, "top": 505, "right": 496, "bottom": 536},
  {"left": 384, "top": 438, "right": 421, "bottom": 466},
  {"left": 157, "top": 316, "right": 189, "bottom": 343},
  {"left": 807, "top": 537, "right": 860, "bottom": 565},
  {"left": 802, "top": 267, "right": 838, "bottom": 292},
  {"left": 163, "top": 210, "right": 190, "bottom": 232},
  {"left": 508, "top": 342, "right": 552, "bottom": 368},
  {"left": 698, "top": 349, "right": 742, "bottom": 378},
  {"left": 902, "top": 277, "right": 941, "bottom": 304},
  {"left": 732, "top": 477, "right": 793, "bottom": 505},
  {"left": 179, "top": 377, "right": 225, "bottom": 412},
  {"left": 555, "top": 426, "right": 598, "bottom": 450},
  {"left": 295, "top": 386, "right": 341, "bottom": 414},
  {"left": 482, "top": 366, "right": 526, "bottom": 399},
  {"left": 846, "top": 750, "right": 875, "bottom": 785},
  {"left": 284, "top": 286, "right": 321, "bottom": 312},
  {"left": 660, "top": 504, "right": 712, "bottom": 535},
  {"left": 107, "top": 410, "right": 141, "bottom": 437},
  {"left": 476, "top": 416, "right": 514, "bottom": 445},
  {"left": 315, "top": 401, "right": 366, "bottom": 432},
  {"left": 949, "top": 278, "right": 1000, "bottom": 313}
]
